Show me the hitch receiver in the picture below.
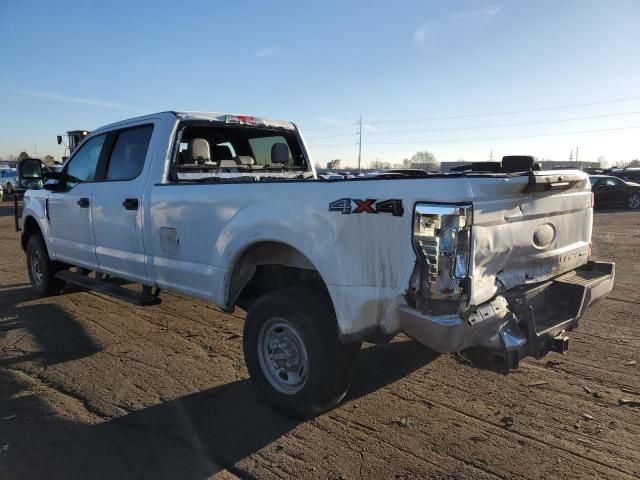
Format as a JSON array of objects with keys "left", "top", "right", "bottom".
[{"left": 552, "top": 335, "right": 569, "bottom": 354}]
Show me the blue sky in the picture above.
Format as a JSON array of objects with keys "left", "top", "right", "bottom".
[{"left": 1, "top": 0, "right": 639, "bottom": 167}]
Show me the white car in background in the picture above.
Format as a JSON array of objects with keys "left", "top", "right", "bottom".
[{"left": 1, "top": 169, "right": 17, "bottom": 195}]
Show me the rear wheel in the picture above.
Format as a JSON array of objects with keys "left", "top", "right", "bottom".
[
  {"left": 243, "top": 287, "right": 360, "bottom": 419},
  {"left": 628, "top": 192, "right": 640, "bottom": 209},
  {"left": 26, "top": 234, "right": 64, "bottom": 296}
]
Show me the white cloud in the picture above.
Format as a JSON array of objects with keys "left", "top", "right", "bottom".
[
  {"left": 255, "top": 46, "right": 281, "bottom": 58},
  {"left": 413, "top": 5, "right": 502, "bottom": 52},
  {"left": 3, "top": 87, "right": 143, "bottom": 111}
]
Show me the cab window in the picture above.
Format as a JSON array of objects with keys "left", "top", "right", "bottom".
[
  {"left": 106, "top": 125, "right": 153, "bottom": 181},
  {"left": 65, "top": 135, "right": 106, "bottom": 188},
  {"left": 602, "top": 178, "right": 622, "bottom": 187}
]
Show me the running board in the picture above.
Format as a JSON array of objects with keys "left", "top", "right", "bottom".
[{"left": 55, "top": 270, "right": 161, "bottom": 306}]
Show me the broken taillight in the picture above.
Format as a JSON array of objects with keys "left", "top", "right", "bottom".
[{"left": 412, "top": 204, "right": 472, "bottom": 300}]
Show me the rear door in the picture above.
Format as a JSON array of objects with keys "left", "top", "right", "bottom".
[
  {"left": 47, "top": 134, "right": 106, "bottom": 267},
  {"left": 91, "top": 123, "right": 155, "bottom": 283}
]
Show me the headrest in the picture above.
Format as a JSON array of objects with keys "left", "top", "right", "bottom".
[
  {"left": 188, "top": 138, "right": 210, "bottom": 163},
  {"left": 270, "top": 142, "right": 290, "bottom": 164},
  {"left": 236, "top": 156, "right": 255, "bottom": 165},
  {"left": 212, "top": 144, "right": 233, "bottom": 161}
]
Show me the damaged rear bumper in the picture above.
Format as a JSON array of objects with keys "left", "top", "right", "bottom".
[{"left": 399, "top": 261, "right": 615, "bottom": 370}]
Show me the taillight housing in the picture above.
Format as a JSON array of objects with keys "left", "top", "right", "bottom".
[{"left": 413, "top": 204, "right": 472, "bottom": 300}]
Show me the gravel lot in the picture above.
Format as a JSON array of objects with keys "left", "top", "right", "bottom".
[{"left": 0, "top": 201, "right": 638, "bottom": 480}]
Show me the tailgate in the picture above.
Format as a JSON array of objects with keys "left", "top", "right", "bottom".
[{"left": 469, "top": 171, "right": 592, "bottom": 306}]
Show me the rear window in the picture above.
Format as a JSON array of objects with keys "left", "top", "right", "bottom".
[
  {"left": 106, "top": 125, "right": 153, "bottom": 181},
  {"left": 172, "top": 124, "right": 308, "bottom": 183}
]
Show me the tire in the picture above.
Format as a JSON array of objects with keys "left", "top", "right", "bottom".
[
  {"left": 243, "top": 286, "right": 360, "bottom": 419},
  {"left": 628, "top": 192, "right": 640, "bottom": 209},
  {"left": 26, "top": 234, "right": 64, "bottom": 296}
]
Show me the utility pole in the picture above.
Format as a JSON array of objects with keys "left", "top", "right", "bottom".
[
  {"left": 357, "top": 114, "right": 362, "bottom": 172},
  {"left": 569, "top": 149, "right": 573, "bottom": 162},
  {"left": 575, "top": 146, "right": 579, "bottom": 163},
  {"left": 489, "top": 148, "right": 494, "bottom": 161}
]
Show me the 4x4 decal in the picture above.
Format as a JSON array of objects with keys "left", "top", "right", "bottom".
[{"left": 329, "top": 198, "right": 404, "bottom": 217}]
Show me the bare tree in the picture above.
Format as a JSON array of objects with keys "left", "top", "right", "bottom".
[
  {"left": 326, "top": 159, "right": 342, "bottom": 170},
  {"left": 595, "top": 156, "right": 608, "bottom": 168},
  {"left": 410, "top": 150, "right": 439, "bottom": 171},
  {"left": 17, "top": 151, "right": 30, "bottom": 161},
  {"left": 369, "top": 159, "right": 391, "bottom": 170}
]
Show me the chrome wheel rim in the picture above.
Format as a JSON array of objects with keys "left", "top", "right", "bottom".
[
  {"left": 30, "top": 249, "right": 44, "bottom": 285},
  {"left": 257, "top": 317, "right": 309, "bottom": 394},
  {"left": 629, "top": 194, "right": 640, "bottom": 209}
]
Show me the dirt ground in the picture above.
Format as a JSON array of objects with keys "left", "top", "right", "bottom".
[{"left": 0, "top": 201, "right": 638, "bottom": 480}]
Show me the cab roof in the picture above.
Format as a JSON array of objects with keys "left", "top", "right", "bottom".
[{"left": 93, "top": 111, "right": 296, "bottom": 134}]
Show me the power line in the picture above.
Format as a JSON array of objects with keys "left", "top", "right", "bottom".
[
  {"left": 306, "top": 142, "right": 359, "bottom": 149},
  {"left": 365, "top": 125, "right": 640, "bottom": 145},
  {"left": 364, "top": 94, "right": 640, "bottom": 125},
  {"left": 306, "top": 131, "right": 359, "bottom": 139},
  {"left": 357, "top": 114, "right": 362, "bottom": 172},
  {"left": 306, "top": 110, "right": 640, "bottom": 139},
  {"left": 303, "top": 123, "right": 357, "bottom": 132},
  {"left": 300, "top": 94, "right": 640, "bottom": 131}
]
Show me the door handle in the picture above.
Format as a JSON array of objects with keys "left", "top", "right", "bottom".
[
  {"left": 122, "top": 198, "right": 139, "bottom": 210},
  {"left": 77, "top": 197, "right": 90, "bottom": 208}
]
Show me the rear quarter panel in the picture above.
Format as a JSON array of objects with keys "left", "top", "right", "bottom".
[{"left": 148, "top": 177, "right": 474, "bottom": 335}]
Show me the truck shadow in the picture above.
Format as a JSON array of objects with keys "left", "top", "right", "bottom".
[
  {"left": 0, "top": 340, "right": 438, "bottom": 479},
  {"left": 0, "top": 286, "right": 101, "bottom": 367}
]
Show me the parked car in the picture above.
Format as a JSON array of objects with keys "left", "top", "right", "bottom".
[
  {"left": 1, "top": 169, "right": 17, "bottom": 195},
  {"left": 590, "top": 175, "right": 640, "bottom": 209},
  {"left": 17, "top": 111, "right": 614, "bottom": 418},
  {"left": 610, "top": 167, "right": 640, "bottom": 183}
]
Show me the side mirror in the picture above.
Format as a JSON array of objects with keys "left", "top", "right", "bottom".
[
  {"left": 57, "top": 135, "right": 63, "bottom": 145},
  {"left": 17, "top": 158, "right": 44, "bottom": 190}
]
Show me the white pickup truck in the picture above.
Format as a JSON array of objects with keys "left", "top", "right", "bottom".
[{"left": 18, "top": 111, "right": 614, "bottom": 418}]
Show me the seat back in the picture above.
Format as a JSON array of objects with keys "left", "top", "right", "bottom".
[
  {"left": 188, "top": 138, "right": 211, "bottom": 164},
  {"left": 271, "top": 142, "right": 290, "bottom": 164}
]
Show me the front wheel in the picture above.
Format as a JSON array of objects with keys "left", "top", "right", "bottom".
[
  {"left": 628, "top": 192, "right": 640, "bottom": 209},
  {"left": 26, "top": 234, "right": 64, "bottom": 296},
  {"left": 243, "top": 287, "right": 360, "bottom": 419}
]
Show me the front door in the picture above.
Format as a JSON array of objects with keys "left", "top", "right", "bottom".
[
  {"left": 91, "top": 124, "right": 154, "bottom": 283},
  {"left": 47, "top": 134, "right": 107, "bottom": 268}
]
